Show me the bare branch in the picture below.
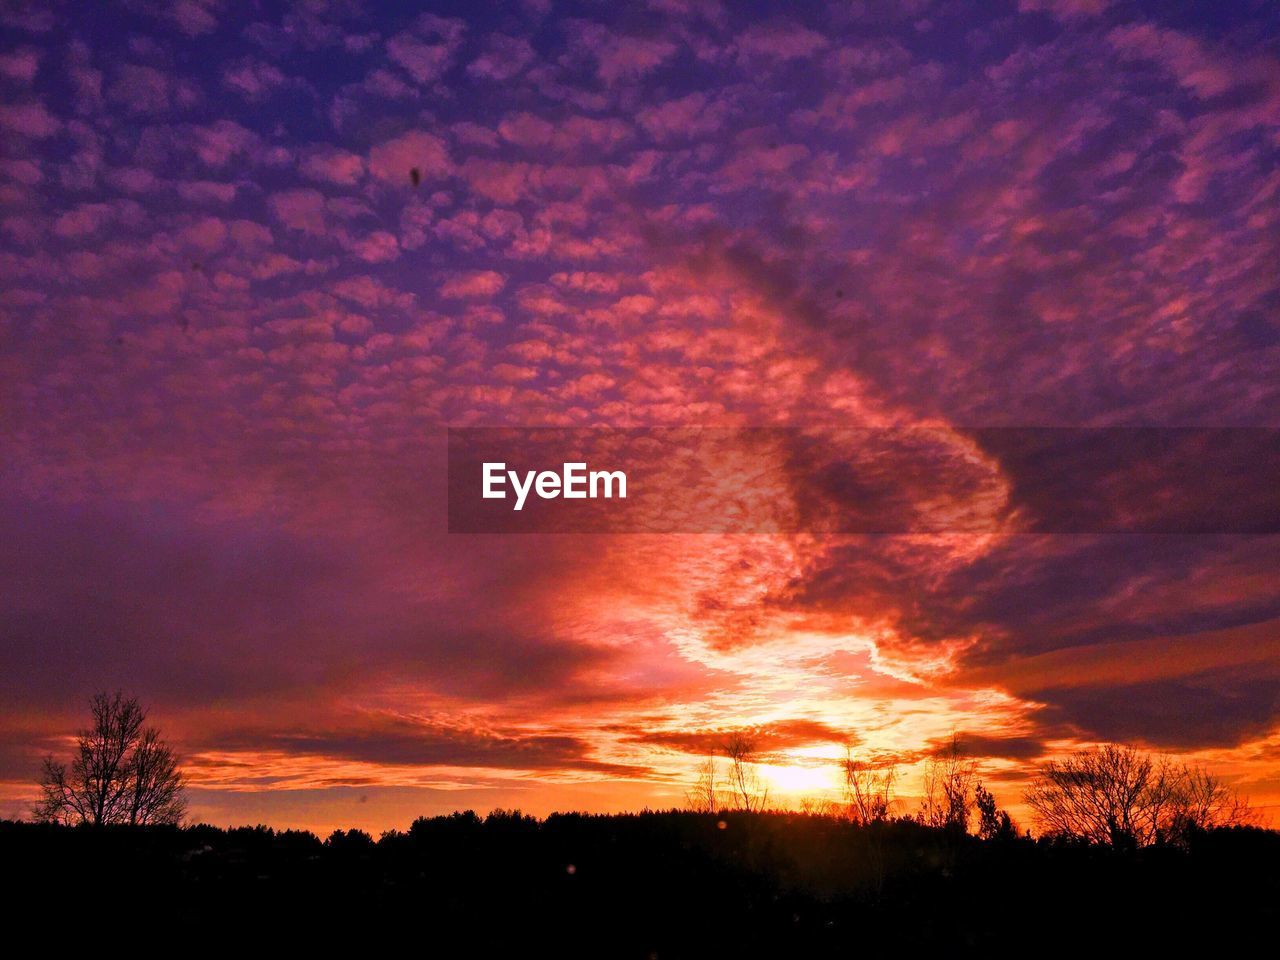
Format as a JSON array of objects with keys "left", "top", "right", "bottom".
[
  {"left": 1023, "top": 744, "right": 1254, "bottom": 847},
  {"left": 34, "top": 691, "right": 186, "bottom": 827}
]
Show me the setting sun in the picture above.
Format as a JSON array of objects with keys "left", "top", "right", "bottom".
[{"left": 757, "top": 760, "right": 840, "bottom": 801}]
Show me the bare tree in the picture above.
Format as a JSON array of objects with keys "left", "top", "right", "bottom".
[
  {"left": 842, "top": 748, "right": 897, "bottom": 824},
  {"left": 685, "top": 755, "right": 720, "bottom": 813},
  {"left": 35, "top": 692, "right": 186, "bottom": 826},
  {"left": 1023, "top": 743, "right": 1252, "bottom": 847},
  {"left": 917, "top": 735, "right": 977, "bottom": 831},
  {"left": 841, "top": 747, "right": 897, "bottom": 895},
  {"left": 722, "top": 731, "right": 768, "bottom": 812},
  {"left": 1170, "top": 763, "right": 1254, "bottom": 835},
  {"left": 126, "top": 726, "right": 186, "bottom": 825}
]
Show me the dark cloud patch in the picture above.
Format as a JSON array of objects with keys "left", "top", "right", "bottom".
[
  {"left": 963, "top": 429, "right": 1280, "bottom": 535},
  {"left": 925, "top": 733, "right": 1047, "bottom": 762},
  {"left": 626, "top": 718, "right": 850, "bottom": 756},
  {"left": 779, "top": 534, "right": 1280, "bottom": 660},
  {"left": 1030, "top": 666, "right": 1280, "bottom": 750},
  {"left": 0, "top": 494, "right": 341, "bottom": 707},
  {"left": 387, "top": 628, "right": 616, "bottom": 702},
  {"left": 0, "top": 492, "right": 616, "bottom": 710},
  {"left": 0, "top": 727, "right": 64, "bottom": 782},
  {"left": 198, "top": 720, "right": 645, "bottom": 776}
]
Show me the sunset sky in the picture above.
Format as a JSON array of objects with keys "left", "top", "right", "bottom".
[{"left": 3, "top": 0, "right": 1279, "bottom": 834}]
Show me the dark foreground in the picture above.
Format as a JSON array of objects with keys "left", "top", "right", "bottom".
[{"left": 3, "top": 811, "right": 1275, "bottom": 953}]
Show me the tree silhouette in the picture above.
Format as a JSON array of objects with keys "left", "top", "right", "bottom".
[
  {"left": 917, "top": 735, "right": 976, "bottom": 831},
  {"left": 685, "top": 755, "right": 719, "bottom": 813},
  {"left": 841, "top": 748, "right": 896, "bottom": 824},
  {"left": 34, "top": 692, "right": 186, "bottom": 826},
  {"left": 722, "top": 732, "right": 768, "bottom": 812},
  {"left": 974, "top": 783, "right": 1016, "bottom": 840},
  {"left": 1024, "top": 743, "right": 1252, "bottom": 847}
]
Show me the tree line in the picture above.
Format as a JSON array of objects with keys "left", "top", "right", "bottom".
[{"left": 685, "top": 730, "right": 1254, "bottom": 847}]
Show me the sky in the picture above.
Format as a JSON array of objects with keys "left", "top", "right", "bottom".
[{"left": 2, "top": 0, "right": 1279, "bottom": 834}]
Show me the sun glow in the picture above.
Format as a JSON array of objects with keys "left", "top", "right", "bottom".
[{"left": 757, "top": 760, "right": 840, "bottom": 800}]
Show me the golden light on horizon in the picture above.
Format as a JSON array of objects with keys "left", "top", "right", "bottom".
[{"left": 757, "top": 757, "right": 842, "bottom": 802}]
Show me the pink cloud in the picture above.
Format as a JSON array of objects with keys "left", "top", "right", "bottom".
[
  {"left": 602, "top": 36, "right": 677, "bottom": 82},
  {"left": 128, "top": 268, "right": 190, "bottom": 315},
  {"left": 574, "top": 24, "right": 678, "bottom": 84},
  {"left": 550, "top": 271, "right": 622, "bottom": 294},
  {"left": 176, "top": 180, "right": 237, "bottom": 204},
  {"left": 67, "top": 43, "right": 103, "bottom": 113},
  {"left": 557, "top": 116, "right": 632, "bottom": 153},
  {"left": 344, "top": 230, "right": 400, "bottom": 263},
  {"left": 53, "top": 202, "right": 117, "bottom": 238},
  {"left": 368, "top": 130, "right": 452, "bottom": 186},
  {"left": 498, "top": 113, "right": 556, "bottom": 149},
  {"left": 452, "top": 121, "right": 500, "bottom": 149},
  {"left": 360, "top": 68, "right": 418, "bottom": 101},
  {"left": 1, "top": 158, "right": 43, "bottom": 185},
  {"left": 440, "top": 270, "right": 507, "bottom": 299},
  {"left": 386, "top": 15, "right": 466, "bottom": 85},
  {"left": 162, "top": 0, "right": 222, "bottom": 36},
  {"left": 1108, "top": 24, "right": 1234, "bottom": 99},
  {"left": 299, "top": 147, "right": 365, "bottom": 186},
  {"left": 637, "top": 92, "right": 730, "bottom": 141},
  {"left": 459, "top": 158, "right": 535, "bottom": 204},
  {"left": 496, "top": 113, "right": 632, "bottom": 155},
  {"left": 0, "top": 48, "right": 39, "bottom": 83},
  {"left": 108, "top": 64, "right": 196, "bottom": 115},
  {"left": 268, "top": 189, "right": 328, "bottom": 235},
  {"left": 800, "top": 76, "right": 906, "bottom": 130},
  {"left": 330, "top": 276, "right": 416, "bottom": 310},
  {"left": 387, "top": 35, "right": 454, "bottom": 85},
  {"left": 432, "top": 212, "right": 487, "bottom": 251},
  {"left": 715, "top": 142, "right": 809, "bottom": 190},
  {"left": 735, "top": 21, "right": 827, "bottom": 64},
  {"left": 105, "top": 167, "right": 156, "bottom": 193},
  {"left": 1019, "top": 0, "right": 1110, "bottom": 21},
  {"left": 0, "top": 101, "right": 60, "bottom": 138},
  {"left": 228, "top": 219, "right": 273, "bottom": 250},
  {"left": 190, "top": 120, "right": 259, "bottom": 167},
  {"left": 467, "top": 34, "right": 537, "bottom": 81},
  {"left": 178, "top": 216, "right": 229, "bottom": 252},
  {"left": 245, "top": 252, "right": 305, "bottom": 279},
  {"left": 222, "top": 58, "right": 293, "bottom": 101}
]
